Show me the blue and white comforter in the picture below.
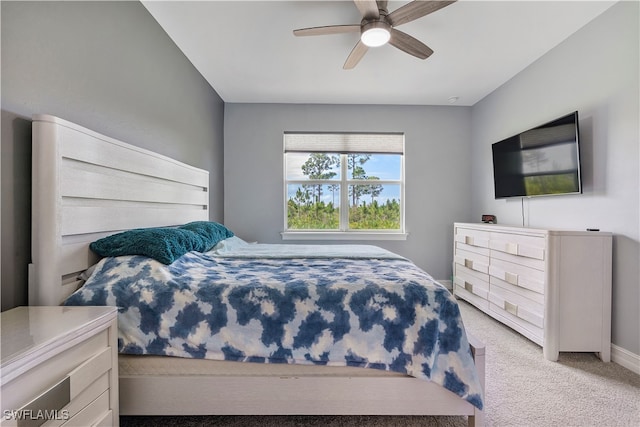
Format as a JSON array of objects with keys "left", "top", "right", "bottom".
[{"left": 64, "top": 241, "right": 483, "bottom": 409}]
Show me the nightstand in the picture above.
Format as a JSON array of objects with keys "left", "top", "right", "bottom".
[{"left": 1, "top": 306, "right": 119, "bottom": 426}]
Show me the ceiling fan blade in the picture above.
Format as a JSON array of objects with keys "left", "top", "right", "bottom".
[
  {"left": 343, "top": 40, "right": 369, "bottom": 69},
  {"left": 353, "top": 0, "right": 380, "bottom": 20},
  {"left": 389, "top": 28, "right": 433, "bottom": 59},
  {"left": 388, "top": 0, "right": 456, "bottom": 27},
  {"left": 293, "top": 25, "right": 361, "bottom": 37}
]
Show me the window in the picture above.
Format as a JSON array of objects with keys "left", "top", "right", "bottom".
[{"left": 283, "top": 132, "right": 405, "bottom": 240}]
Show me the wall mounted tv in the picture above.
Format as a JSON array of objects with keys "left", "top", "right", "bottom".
[{"left": 492, "top": 111, "right": 581, "bottom": 199}]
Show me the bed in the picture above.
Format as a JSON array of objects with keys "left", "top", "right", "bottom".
[{"left": 29, "top": 114, "right": 485, "bottom": 426}]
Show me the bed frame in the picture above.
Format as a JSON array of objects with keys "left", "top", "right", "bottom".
[{"left": 29, "top": 115, "right": 485, "bottom": 426}]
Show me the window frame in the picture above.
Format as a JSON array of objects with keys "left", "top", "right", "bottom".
[{"left": 282, "top": 133, "right": 407, "bottom": 241}]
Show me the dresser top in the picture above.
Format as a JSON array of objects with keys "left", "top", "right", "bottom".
[
  {"left": 454, "top": 222, "right": 612, "bottom": 237},
  {"left": 1, "top": 306, "right": 117, "bottom": 369}
]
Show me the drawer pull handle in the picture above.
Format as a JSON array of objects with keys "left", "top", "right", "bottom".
[
  {"left": 505, "top": 271, "right": 518, "bottom": 285},
  {"left": 464, "top": 281, "right": 474, "bottom": 293},
  {"left": 465, "top": 236, "right": 474, "bottom": 245},
  {"left": 17, "top": 377, "right": 70, "bottom": 427},
  {"left": 504, "top": 301, "right": 518, "bottom": 316},
  {"left": 464, "top": 259, "right": 474, "bottom": 269},
  {"left": 506, "top": 242, "right": 519, "bottom": 254}
]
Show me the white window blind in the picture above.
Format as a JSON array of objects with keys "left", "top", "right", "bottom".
[{"left": 284, "top": 132, "right": 404, "bottom": 154}]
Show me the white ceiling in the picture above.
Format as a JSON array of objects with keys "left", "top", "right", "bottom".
[{"left": 142, "top": 0, "right": 616, "bottom": 106}]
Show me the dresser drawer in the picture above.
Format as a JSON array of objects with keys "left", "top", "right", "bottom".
[
  {"left": 2, "top": 345, "right": 111, "bottom": 427},
  {"left": 489, "top": 232, "right": 546, "bottom": 260},
  {"left": 488, "top": 258, "right": 545, "bottom": 295},
  {"left": 490, "top": 275, "right": 544, "bottom": 306},
  {"left": 1, "top": 331, "right": 109, "bottom": 414},
  {"left": 454, "top": 248, "right": 489, "bottom": 275},
  {"left": 455, "top": 241, "right": 490, "bottom": 257},
  {"left": 488, "top": 292, "right": 544, "bottom": 344},
  {"left": 453, "top": 266, "right": 489, "bottom": 300},
  {"left": 491, "top": 247, "right": 545, "bottom": 271},
  {"left": 454, "top": 284, "right": 489, "bottom": 312},
  {"left": 60, "top": 390, "right": 109, "bottom": 427},
  {"left": 455, "top": 227, "right": 490, "bottom": 250},
  {"left": 489, "top": 281, "right": 544, "bottom": 328},
  {"left": 42, "top": 373, "right": 109, "bottom": 427}
]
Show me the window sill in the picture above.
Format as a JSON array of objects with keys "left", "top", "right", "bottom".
[{"left": 281, "top": 231, "right": 408, "bottom": 241}]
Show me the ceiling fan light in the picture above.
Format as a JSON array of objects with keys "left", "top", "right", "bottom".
[{"left": 361, "top": 26, "right": 390, "bottom": 47}]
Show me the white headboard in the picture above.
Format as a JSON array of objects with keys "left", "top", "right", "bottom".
[{"left": 29, "top": 115, "right": 209, "bottom": 306}]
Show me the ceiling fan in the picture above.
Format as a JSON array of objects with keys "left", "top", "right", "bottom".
[{"left": 293, "top": 0, "right": 457, "bottom": 69}]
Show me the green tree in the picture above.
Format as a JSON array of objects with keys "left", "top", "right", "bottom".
[
  {"left": 301, "top": 153, "right": 339, "bottom": 203},
  {"left": 347, "top": 154, "right": 370, "bottom": 206},
  {"left": 364, "top": 176, "right": 383, "bottom": 204},
  {"left": 328, "top": 183, "right": 340, "bottom": 206},
  {"left": 293, "top": 187, "right": 311, "bottom": 207}
]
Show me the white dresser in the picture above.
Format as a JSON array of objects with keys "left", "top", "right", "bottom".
[
  {"left": 1, "top": 306, "right": 119, "bottom": 426},
  {"left": 453, "top": 222, "right": 612, "bottom": 362}
]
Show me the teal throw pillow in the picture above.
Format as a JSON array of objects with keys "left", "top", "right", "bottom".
[
  {"left": 179, "top": 221, "right": 234, "bottom": 252},
  {"left": 89, "top": 227, "right": 205, "bottom": 264},
  {"left": 89, "top": 222, "right": 235, "bottom": 264}
]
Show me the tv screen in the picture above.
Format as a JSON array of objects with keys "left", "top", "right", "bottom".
[{"left": 492, "top": 111, "right": 581, "bottom": 199}]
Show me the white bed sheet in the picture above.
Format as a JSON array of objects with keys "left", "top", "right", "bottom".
[{"left": 209, "top": 236, "right": 407, "bottom": 260}]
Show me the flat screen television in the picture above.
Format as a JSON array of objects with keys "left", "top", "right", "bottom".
[{"left": 492, "top": 111, "right": 582, "bottom": 199}]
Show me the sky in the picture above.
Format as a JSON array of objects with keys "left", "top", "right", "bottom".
[
  {"left": 286, "top": 153, "right": 402, "bottom": 206},
  {"left": 286, "top": 153, "right": 401, "bottom": 180}
]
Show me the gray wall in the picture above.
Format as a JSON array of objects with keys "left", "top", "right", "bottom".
[
  {"left": 1, "top": 1, "right": 225, "bottom": 310},
  {"left": 224, "top": 103, "right": 472, "bottom": 280},
  {"left": 470, "top": 2, "right": 639, "bottom": 354}
]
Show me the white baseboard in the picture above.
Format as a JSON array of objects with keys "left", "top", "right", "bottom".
[{"left": 611, "top": 344, "right": 640, "bottom": 375}]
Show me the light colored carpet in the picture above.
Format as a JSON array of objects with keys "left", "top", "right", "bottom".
[
  {"left": 459, "top": 300, "right": 639, "bottom": 426},
  {"left": 120, "top": 300, "right": 640, "bottom": 426}
]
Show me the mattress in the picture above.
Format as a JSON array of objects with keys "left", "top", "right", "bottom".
[
  {"left": 67, "top": 238, "right": 484, "bottom": 409},
  {"left": 119, "top": 354, "right": 408, "bottom": 378}
]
